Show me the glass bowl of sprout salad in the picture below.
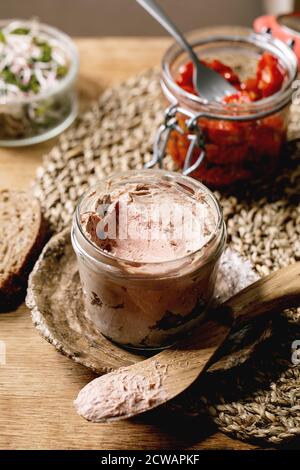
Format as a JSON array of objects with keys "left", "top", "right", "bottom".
[{"left": 0, "top": 19, "right": 79, "bottom": 146}]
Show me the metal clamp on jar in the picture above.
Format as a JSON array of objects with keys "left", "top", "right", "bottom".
[{"left": 148, "top": 27, "right": 298, "bottom": 188}]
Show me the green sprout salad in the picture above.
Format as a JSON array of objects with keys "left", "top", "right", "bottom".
[{"left": 0, "top": 20, "right": 75, "bottom": 142}]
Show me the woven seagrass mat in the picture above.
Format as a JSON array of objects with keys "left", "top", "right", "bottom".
[{"left": 32, "top": 69, "right": 300, "bottom": 445}]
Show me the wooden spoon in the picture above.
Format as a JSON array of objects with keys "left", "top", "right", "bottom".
[{"left": 74, "top": 262, "right": 300, "bottom": 423}]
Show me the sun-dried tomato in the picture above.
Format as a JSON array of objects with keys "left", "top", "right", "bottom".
[{"left": 170, "top": 53, "right": 287, "bottom": 187}]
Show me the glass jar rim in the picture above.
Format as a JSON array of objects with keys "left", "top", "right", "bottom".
[
  {"left": 161, "top": 27, "right": 298, "bottom": 120},
  {"left": 72, "top": 169, "right": 226, "bottom": 277},
  {"left": 0, "top": 19, "right": 79, "bottom": 106}
]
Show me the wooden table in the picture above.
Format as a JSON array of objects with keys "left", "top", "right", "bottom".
[{"left": 0, "top": 37, "right": 259, "bottom": 450}]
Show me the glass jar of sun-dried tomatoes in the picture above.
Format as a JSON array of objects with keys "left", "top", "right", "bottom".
[{"left": 151, "top": 27, "right": 298, "bottom": 188}]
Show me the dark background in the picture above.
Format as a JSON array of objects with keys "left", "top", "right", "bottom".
[{"left": 0, "top": 0, "right": 292, "bottom": 36}]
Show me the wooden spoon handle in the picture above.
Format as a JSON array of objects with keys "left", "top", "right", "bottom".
[
  {"left": 75, "top": 263, "right": 300, "bottom": 423},
  {"left": 222, "top": 262, "right": 300, "bottom": 327}
]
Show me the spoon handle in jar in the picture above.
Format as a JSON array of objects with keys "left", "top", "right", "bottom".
[{"left": 135, "top": 0, "right": 199, "bottom": 64}]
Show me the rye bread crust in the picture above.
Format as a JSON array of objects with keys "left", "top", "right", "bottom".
[{"left": 0, "top": 190, "right": 48, "bottom": 312}]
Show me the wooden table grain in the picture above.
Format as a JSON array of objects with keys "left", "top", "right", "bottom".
[{"left": 0, "top": 37, "right": 258, "bottom": 450}]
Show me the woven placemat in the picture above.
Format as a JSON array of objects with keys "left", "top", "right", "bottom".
[{"left": 32, "top": 69, "right": 300, "bottom": 445}]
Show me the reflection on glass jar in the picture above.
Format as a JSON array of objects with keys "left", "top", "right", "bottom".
[
  {"left": 72, "top": 170, "right": 226, "bottom": 351},
  {"left": 159, "top": 27, "right": 298, "bottom": 188}
]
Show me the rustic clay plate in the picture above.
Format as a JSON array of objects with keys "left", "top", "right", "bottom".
[{"left": 26, "top": 228, "right": 273, "bottom": 376}]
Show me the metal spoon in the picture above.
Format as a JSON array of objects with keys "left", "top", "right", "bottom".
[
  {"left": 75, "top": 262, "right": 300, "bottom": 423},
  {"left": 136, "top": 0, "right": 236, "bottom": 102}
]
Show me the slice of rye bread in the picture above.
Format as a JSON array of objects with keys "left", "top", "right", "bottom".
[{"left": 0, "top": 189, "right": 48, "bottom": 312}]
